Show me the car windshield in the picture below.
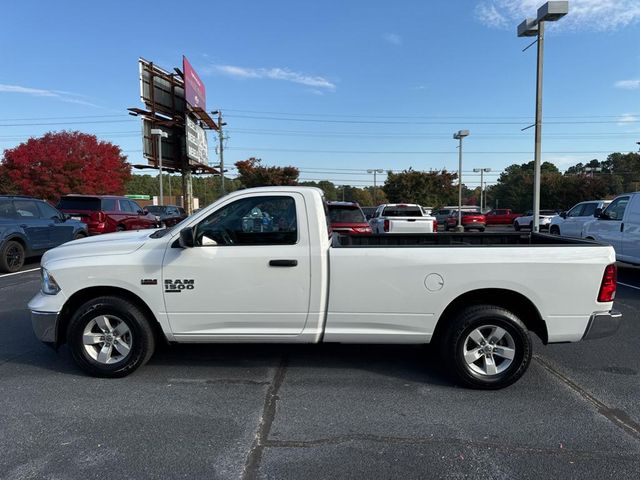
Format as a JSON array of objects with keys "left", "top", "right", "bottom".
[
  {"left": 57, "top": 197, "right": 101, "bottom": 211},
  {"left": 328, "top": 206, "right": 366, "bottom": 223}
]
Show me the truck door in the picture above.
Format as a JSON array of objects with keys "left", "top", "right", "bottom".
[
  {"left": 621, "top": 194, "right": 640, "bottom": 262},
  {"left": 162, "top": 193, "right": 311, "bottom": 337}
]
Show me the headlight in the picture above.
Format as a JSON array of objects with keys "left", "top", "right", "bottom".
[{"left": 41, "top": 268, "right": 60, "bottom": 295}]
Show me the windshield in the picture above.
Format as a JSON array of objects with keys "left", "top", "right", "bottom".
[
  {"left": 57, "top": 197, "right": 101, "bottom": 211},
  {"left": 383, "top": 206, "right": 423, "bottom": 217}
]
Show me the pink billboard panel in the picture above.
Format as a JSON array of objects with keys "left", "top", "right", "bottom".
[{"left": 183, "top": 56, "right": 206, "bottom": 110}]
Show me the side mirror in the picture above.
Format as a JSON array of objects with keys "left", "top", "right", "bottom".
[
  {"left": 594, "top": 208, "right": 603, "bottom": 218},
  {"left": 138, "top": 209, "right": 147, "bottom": 215},
  {"left": 179, "top": 227, "right": 194, "bottom": 248},
  {"left": 560, "top": 211, "right": 567, "bottom": 219}
]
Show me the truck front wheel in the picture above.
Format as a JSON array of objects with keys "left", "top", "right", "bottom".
[
  {"left": 440, "top": 305, "right": 532, "bottom": 389},
  {"left": 67, "top": 296, "right": 155, "bottom": 378}
]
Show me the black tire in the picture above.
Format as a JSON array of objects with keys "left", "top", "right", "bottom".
[
  {"left": 513, "top": 221, "right": 521, "bottom": 232},
  {"left": 550, "top": 226, "right": 560, "bottom": 235},
  {"left": 116, "top": 225, "right": 126, "bottom": 232},
  {"left": 0, "top": 240, "right": 25, "bottom": 273},
  {"left": 73, "top": 232, "right": 87, "bottom": 240},
  {"left": 439, "top": 305, "right": 532, "bottom": 389},
  {"left": 528, "top": 221, "right": 534, "bottom": 230},
  {"left": 67, "top": 296, "right": 155, "bottom": 378}
]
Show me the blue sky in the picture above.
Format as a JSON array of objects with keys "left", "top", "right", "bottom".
[{"left": 1, "top": 0, "right": 639, "bottom": 189}]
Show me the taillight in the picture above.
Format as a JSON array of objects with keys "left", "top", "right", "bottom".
[
  {"left": 352, "top": 226, "right": 373, "bottom": 234},
  {"left": 432, "top": 220, "right": 438, "bottom": 232},
  {"left": 90, "top": 211, "right": 106, "bottom": 223},
  {"left": 598, "top": 264, "right": 617, "bottom": 302},
  {"left": 383, "top": 219, "right": 389, "bottom": 232}
]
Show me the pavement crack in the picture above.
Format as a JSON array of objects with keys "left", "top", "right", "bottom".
[
  {"left": 263, "top": 434, "right": 640, "bottom": 461},
  {"left": 534, "top": 354, "right": 640, "bottom": 441},
  {"left": 242, "top": 356, "right": 288, "bottom": 480}
]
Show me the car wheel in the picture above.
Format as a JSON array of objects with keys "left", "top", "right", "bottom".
[
  {"left": 67, "top": 296, "right": 155, "bottom": 378},
  {"left": 513, "top": 221, "right": 521, "bottom": 232},
  {"left": 550, "top": 226, "right": 560, "bottom": 235},
  {"left": 116, "top": 225, "right": 125, "bottom": 232},
  {"left": 0, "top": 240, "right": 25, "bottom": 273},
  {"left": 73, "top": 232, "right": 87, "bottom": 240},
  {"left": 440, "top": 305, "right": 532, "bottom": 389}
]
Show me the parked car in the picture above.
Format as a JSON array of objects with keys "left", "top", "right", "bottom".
[
  {"left": 369, "top": 204, "right": 437, "bottom": 234},
  {"left": 327, "top": 202, "right": 372, "bottom": 235},
  {"left": 513, "top": 210, "right": 559, "bottom": 231},
  {"left": 549, "top": 200, "right": 611, "bottom": 237},
  {"left": 360, "top": 206, "right": 377, "bottom": 221},
  {"left": 434, "top": 206, "right": 479, "bottom": 225},
  {"left": 57, "top": 195, "right": 159, "bottom": 235},
  {"left": 30, "top": 186, "right": 620, "bottom": 389},
  {"left": 582, "top": 192, "right": 640, "bottom": 265},
  {"left": 485, "top": 209, "right": 522, "bottom": 225},
  {"left": 0, "top": 196, "right": 88, "bottom": 273},
  {"left": 145, "top": 205, "right": 188, "bottom": 227},
  {"left": 445, "top": 210, "right": 486, "bottom": 232}
]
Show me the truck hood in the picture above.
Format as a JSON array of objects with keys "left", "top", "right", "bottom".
[{"left": 42, "top": 229, "right": 154, "bottom": 265}]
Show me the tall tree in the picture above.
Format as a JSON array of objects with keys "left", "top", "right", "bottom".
[
  {"left": 234, "top": 157, "right": 299, "bottom": 187},
  {"left": 383, "top": 169, "right": 457, "bottom": 207},
  {"left": 1, "top": 131, "right": 131, "bottom": 201}
]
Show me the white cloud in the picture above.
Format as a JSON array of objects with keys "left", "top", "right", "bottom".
[
  {"left": 206, "top": 65, "right": 336, "bottom": 91},
  {"left": 476, "top": 0, "right": 640, "bottom": 31},
  {"left": 383, "top": 33, "right": 403, "bottom": 45},
  {"left": 615, "top": 79, "right": 640, "bottom": 90},
  {"left": 0, "top": 83, "right": 100, "bottom": 107},
  {"left": 618, "top": 113, "right": 639, "bottom": 125}
]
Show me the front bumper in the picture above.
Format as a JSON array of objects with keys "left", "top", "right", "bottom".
[
  {"left": 582, "top": 310, "right": 622, "bottom": 340},
  {"left": 31, "top": 310, "right": 60, "bottom": 344}
]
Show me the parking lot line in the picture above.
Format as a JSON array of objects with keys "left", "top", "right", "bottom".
[
  {"left": 618, "top": 282, "right": 640, "bottom": 291},
  {"left": 0, "top": 267, "right": 40, "bottom": 278}
]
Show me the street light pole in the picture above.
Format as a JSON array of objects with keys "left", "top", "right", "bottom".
[
  {"left": 518, "top": 1, "right": 568, "bottom": 233},
  {"left": 473, "top": 168, "right": 492, "bottom": 211},
  {"left": 150, "top": 128, "right": 169, "bottom": 206},
  {"left": 453, "top": 130, "right": 469, "bottom": 232},
  {"left": 367, "top": 169, "right": 384, "bottom": 205}
]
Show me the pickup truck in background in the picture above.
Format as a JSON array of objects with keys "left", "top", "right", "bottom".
[
  {"left": 369, "top": 204, "right": 437, "bottom": 234},
  {"left": 485, "top": 209, "right": 522, "bottom": 226},
  {"left": 582, "top": 192, "right": 640, "bottom": 265},
  {"left": 29, "top": 187, "right": 620, "bottom": 389}
]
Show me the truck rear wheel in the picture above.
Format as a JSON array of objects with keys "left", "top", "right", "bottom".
[
  {"left": 440, "top": 305, "right": 532, "bottom": 389},
  {"left": 67, "top": 296, "right": 155, "bottom": 378}
]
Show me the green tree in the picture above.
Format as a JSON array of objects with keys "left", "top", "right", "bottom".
[
  {"left": 383, "top": 169, "right": 457, "bottom": 207},
  {"left": 235, "top": 157, "right": 299, "bottom": 187}
]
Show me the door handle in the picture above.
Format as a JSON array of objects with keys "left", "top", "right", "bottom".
[
  {"left": 269, "top": 259, "right": 298, "bottom": 267},
  {"left": 620, "top": 222, "right": 624, "bottom": 232}
]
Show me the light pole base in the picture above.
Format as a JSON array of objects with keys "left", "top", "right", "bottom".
[{"left": 455, "top": 225, "right": 465, "bottom": 233}]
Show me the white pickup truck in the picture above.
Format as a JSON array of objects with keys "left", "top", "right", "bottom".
[
  {"left": 369, "top": 203, "right": 437, "bottom": 234},
  {"left": 29, "top": 187, "right": 621, "bottom": 389}
]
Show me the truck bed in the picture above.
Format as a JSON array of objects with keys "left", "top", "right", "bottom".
[{"left": 334, "top": 232, "right": 597, "bottom": 247}]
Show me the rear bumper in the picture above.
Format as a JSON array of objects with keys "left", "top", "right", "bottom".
[
  {"left": 31, "top": 310, "right": 60, "bottom": 344},
  {"left": 582, "top": 310, "right": 622, "bottom": 340}
]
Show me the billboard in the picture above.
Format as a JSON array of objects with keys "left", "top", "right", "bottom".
[
  {"left": 142, "top": 119, "right": 182, "bottom": 170},
  {"left": 185, "top": 116, "right": 208, "bottom": 165},
  {"left": 139, "top": 58, "right": 185, "bottom": 117},
  {"left": 183, "top": 56, "right": 206, "bottom": 110}
]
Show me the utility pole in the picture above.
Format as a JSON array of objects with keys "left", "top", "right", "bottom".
[
  {"left": 217, "top": 110, "right": 226, "bottom": 196},
  {"left": 367, "top": 169, "right": 383, "bottom": 205},
  {"left": 453, "top": 130, "right": 469, "bottom": 232},
  {"left": 473, "top": 167, "right": 492, "bottom": 211}
]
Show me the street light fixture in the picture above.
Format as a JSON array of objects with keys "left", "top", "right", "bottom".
[
  {"left": 518, "top": 1, "right": 569, "bottom": 232},
  {"left": 367, "top": 169, "right": 384, "bottom": 205},
  {"left": 453, "top": 130, "right": 469, "bottom": 232},
  {"left": 150, "top": 128, "right": 169, "bottom": 206},
  {"left": 473, "top": 168, "right": 492, "bottom": 211}
]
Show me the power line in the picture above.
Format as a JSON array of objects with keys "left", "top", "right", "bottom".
[
  {"left": 227, "top": 146, "right": 633, "bottom": 155},
  {"left": 0, "top": 120, "right": 138, "bottom": 127}
]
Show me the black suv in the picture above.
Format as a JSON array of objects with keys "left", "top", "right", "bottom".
[
  {"left": 145, "top": 205, "right": 188, "bottom": 227},
  {"left": 0, "top": 196, "right": 88, "bottom": 273}
]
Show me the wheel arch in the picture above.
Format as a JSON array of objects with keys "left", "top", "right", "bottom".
[
  {"left": 57, "top": 286, "right": 165, "bottom": 347},
  {"left": 432, "top": 288, "right": 548, "bottom": 345}
]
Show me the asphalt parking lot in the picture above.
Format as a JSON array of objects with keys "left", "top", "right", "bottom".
[{"left": 1, "top": 258, "right": 639, "bottom": 479}]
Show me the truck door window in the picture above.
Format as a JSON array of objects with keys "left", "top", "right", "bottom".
[
  {"left": 194, "top": 196, "right": 297, "bottom": 246},
  {"left": 603, "top": 197, "right": 629, "bottom": 221}
]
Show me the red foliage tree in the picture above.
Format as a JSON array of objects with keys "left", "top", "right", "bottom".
[{"left": 0, "top": 131, "right": 131, "bottom": 201}]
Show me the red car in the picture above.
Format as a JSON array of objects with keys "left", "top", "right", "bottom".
[
  {"left": 445, "top": 210, "right": 486, "bottom": 232},
  {"left": 485, "top": 208, "right": 522, "bottom": 225},
  {"left": 327, "top": 201, "right": 372, "bottom": 235},
  {"left": 57, "top": 195, "right": 159, "bottom": 235}
]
